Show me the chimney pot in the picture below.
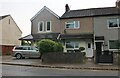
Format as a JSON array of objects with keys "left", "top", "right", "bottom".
[
  {"left": 116, "top": 0, "right": 120, "bottom": 8},
  {"left": 65, "top": 4, "right": 70, "bottom": 12}
]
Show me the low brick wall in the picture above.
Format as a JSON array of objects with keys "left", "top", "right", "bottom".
[
  {"left": 41, "top": 52, "right": 85, "bottom": 64},
  {"left": 113, "top": 52, "right": 120, "bottom": 65}
]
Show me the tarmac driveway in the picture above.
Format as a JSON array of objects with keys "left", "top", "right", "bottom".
[{"left": 1, "top": 55, "right": 42, "bottom": 65}]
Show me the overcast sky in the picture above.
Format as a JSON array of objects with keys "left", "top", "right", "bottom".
[{"left": 0, "top": 0, "right": 117, "bottom": 37}]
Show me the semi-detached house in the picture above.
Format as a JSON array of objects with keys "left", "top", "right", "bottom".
[{"left": 20, "top": 0, "right": 120, "bottom": 64}]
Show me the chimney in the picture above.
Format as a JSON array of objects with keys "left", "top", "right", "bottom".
[
  {"left": 65, "top": 4, "right": 70, "bottom": 12},
  {"left": 116, "top": 0, "right": 120, "bottom": 8}
]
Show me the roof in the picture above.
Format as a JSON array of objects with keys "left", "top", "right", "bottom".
[
  {"left": 33, "top": 33, "right": 60, "bottom": 40},
  {"left": 61, "top": 7, "right": 120, "bottom": 19},
  {"left": 19, "top": 34, "right": 33, "bottom": 40},
  {"left": 0, "top": 15, "right": 10, "bottom": 20},
  {"left": 20, "top": 33, "right": 60, "bottom": 41},
  {"left": 31, "top": 6, "right": 60, "bottom": 21},
  {"left": 0, "top": 14, "right": 22, "bottom": 34},
  {"left": 60, "top": 34, "right": 93, "bottom": 39}
]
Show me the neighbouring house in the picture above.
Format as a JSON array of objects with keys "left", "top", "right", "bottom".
[
  {"left": 0, "top": 15, "right": 22, "bottom": 55},
  {"left": 20, "top": 0, "right": 120, "bottom": 64},
  {"left": 94, "top": 1, "right": 120, "bottom": 63},
  {"left": 60, "top": 4, "right": 94, "bottom": 57}
]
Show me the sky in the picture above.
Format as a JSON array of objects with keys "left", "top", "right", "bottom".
[{"left": 0, "top": 0, "right": 117, "bottom": 37}]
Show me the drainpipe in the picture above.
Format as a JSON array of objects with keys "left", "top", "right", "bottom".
[{"left": 57, "top": 34, "right": 61, "bottom": 40}]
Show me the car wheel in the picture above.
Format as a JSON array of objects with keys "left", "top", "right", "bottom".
[{"left": 16, "top": 54, "right": 22, "bottom": 59}]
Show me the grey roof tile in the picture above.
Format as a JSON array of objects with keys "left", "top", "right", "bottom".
[{"left": 61, "top": 7, "right": 120, "bottom": 19}]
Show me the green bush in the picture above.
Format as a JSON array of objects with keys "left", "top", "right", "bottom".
[
  {"left": 37, "top": 39, "right": 63, "bottom": 53},
  {"left": 79, "top": 47, "right": 85, "bottom": 52}
]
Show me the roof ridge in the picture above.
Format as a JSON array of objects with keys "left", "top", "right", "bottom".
[
  {"left": 69, "top": 7, "right": 116, "bottom": 12},
  {"left": 0, "top": 14, "right": 10, "bottom": 20}
]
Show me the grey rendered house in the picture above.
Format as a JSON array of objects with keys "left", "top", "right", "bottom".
[{"left": 94, "top": 1, "right": 120, "bottom": 63}]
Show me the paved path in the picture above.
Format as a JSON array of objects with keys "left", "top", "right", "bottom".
[{"left": 1, "top": 56, "right": 120, "bottom": 71}]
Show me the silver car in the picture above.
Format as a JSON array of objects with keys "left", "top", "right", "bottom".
[{"left": 12, "top": 46, "right": 40, "bottom": 59}]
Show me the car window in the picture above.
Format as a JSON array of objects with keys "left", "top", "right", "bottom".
[
  {"left": 15, "top": 47, "right": 28, "bottom": 50},
  {"left": 28, "top": 47, "right": 34, "bottom": 50},
  {"left": 22, "top": 47, "right": 28, "bottom": 50},
  {"left": 15, "top": 47, "right": 23, "bottom": 50}
]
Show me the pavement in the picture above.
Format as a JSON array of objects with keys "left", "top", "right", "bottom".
[{"left": 0, "top": 55, "right": 120, "bottom": 71}]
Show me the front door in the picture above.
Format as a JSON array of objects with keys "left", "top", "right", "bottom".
[
  {"left": 95, "top": 42, "right": 102, "bottom": 63},
  {"left": 86, "top": 43, "right": 93, "bottom": 57}
]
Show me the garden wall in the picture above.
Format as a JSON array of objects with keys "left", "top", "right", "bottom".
[
  {"left": 113, "top": 52, "right": 120, "bottom": 65},
  {"left": 41, "top": 52, "right": 85, "bottom": 64}
]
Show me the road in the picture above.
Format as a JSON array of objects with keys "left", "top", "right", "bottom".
[{"left": 2, "top": 64, "right": 119, "bottom": 77}]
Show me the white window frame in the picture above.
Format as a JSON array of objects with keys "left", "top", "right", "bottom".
[
  {"left": 108, "top": 40, "right": 119, "bottom": 50},
  {"left": 107, "top": 18, "right": 120, "bottom": 29},
  {"left": 46, "top": 21, "right": 52, "bottom": 32},
  {"left": 65, "top": 21, "right": 80, "bottom": 29},
  {"left": 38, "top": 21, "right": 44, "bottom": 33},
  {"left": 65, "top": 41, "right": 79, "bottom": 50}
]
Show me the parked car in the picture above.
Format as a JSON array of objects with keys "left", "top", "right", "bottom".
[{"left": 12, "top": 46, "right": 40, "bottom": 59}]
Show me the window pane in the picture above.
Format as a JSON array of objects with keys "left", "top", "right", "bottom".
[
  {"left": 39, "top": 22, "right": 43, "bottom": 31},
  {"left": 66, "top": 42, "right": 74, "bottom": 48},
  {"left": 75, "top": 21, "right": 79, "bottom": 28},
  {"left": 109, "top": 40, "right": 119, "bottom": 49},
  {"left": 47, "top": 21, "right": 51, "bottom": 31},
  {"left": 88, "top": 43, "right": 91, "bottom": 48},
  {"left": 65, "top": 21, "right": 74, "bottom": 29},
  {"left": 74, "top": 42, "right": 79, "bottom": 48},
  {"left": 108, "top": 19, "right": 118, "bottom": 27},
  {"left": 66, "top": 41, "right": 79, "bottom": 48}
]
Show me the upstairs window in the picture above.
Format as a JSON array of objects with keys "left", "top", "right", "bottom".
[
  {"left": 65, "top": 21, "right": 80, "bottom": 29},
  {"left": 107, "top": 18, "right": 120, "bottom": 28},
  {"left": 46, "top": 21, "right": 51, "bottom": 32},
  {"left": 38, "top": 21, "right": 44, "bottom": 32}
]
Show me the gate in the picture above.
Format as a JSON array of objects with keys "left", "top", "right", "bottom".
[
  {"left": 95, "top": 42, "right": 113, "bottom": 64},
  {"left": 98, "top": 50, "right": 113, "bottom": 63}
]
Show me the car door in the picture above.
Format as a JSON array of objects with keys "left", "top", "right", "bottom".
[
  {"left": 22, "top": 47, "right": 30, "bottom": 57},
  {"left": 29, "top": 47, "right": 40, "bottom": 58}
]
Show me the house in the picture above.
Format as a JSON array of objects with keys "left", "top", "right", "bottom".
[
  {"left": 22, "top": 6, "right": 61, "bottom": 46},
  {"left": 94, "top": 1, "right": 120, "bottom": 63},
  {"left": 0, "top": 15, "right": 22, "bottom": 55},
  {"left": 60, "top": 4, "right": 94, "bottom": 57},
  {"left": 20, "top": 0, "right": 120, "bottom": 63}
]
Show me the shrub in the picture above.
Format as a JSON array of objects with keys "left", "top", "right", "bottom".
[
  {"left": 37, "top": 39, "right": 63, "bottom": 54},
  {"left": 79, "top": 47, "right": 85, "bottom": 52}
]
